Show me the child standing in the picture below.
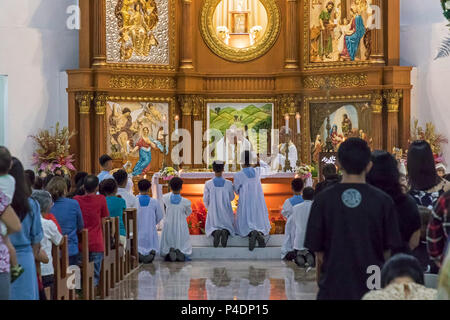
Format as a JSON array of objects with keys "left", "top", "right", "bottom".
[
  {"left": 234, "top": 151, "right": 270, "bottom": 251},
  {"left": 160, "top": 177, "right": 192, "bottom": 262},
  {"left": 100, "top": 178, "right": 127, "bottom": 249},
  {"left": 292, "top": 187, "right": 315, "bottom": 268},
  {"left": 136, "top": 179, "right": 163, "bottom": 263},
  {"left": 0, "top": 146, "right": 24, "bottom": 282},
  {"left": 281, "top": 178, "right": 305, "bottom": 261},
  {"left": 204, "top": 161, "right": 235, "bottom": 248},
  {"left": 97, "top": 154, "right": 113, "bottom": 182}
]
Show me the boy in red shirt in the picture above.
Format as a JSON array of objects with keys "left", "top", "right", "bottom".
[{"left": 74, "top": 175, "right": 109, "bottom": 287}]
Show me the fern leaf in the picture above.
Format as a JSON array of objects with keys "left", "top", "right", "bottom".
[{"left": 435, "top": 36, "right": 450, "bottom": 60}]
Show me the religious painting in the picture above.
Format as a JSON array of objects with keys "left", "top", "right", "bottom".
[
  {"left": 206, "top": 102, "right": 274, "bottom": 167},
  {"left": 106, "top": 0, "right": 173, "bottom": 66},
  {"left": 309, "top": 101, "right": 372, "bottom": 164},
  {"left": 307, "top": 0, "right": 382, "bottom": 66},
  {"left": 106, "top": 101, "right": 169, "bottom": 176}
]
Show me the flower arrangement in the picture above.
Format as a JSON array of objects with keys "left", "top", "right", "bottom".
[
  {"left": 29, "top": 122, "right": 77, "bottom": 175},
  {"left": 436, "top": 1, "right": 450, "bottom": 59},
  {"left": 441, "top": 0, "right": 450, "bottom": 21},
  {"left": 270, "top": 215, "right": 286, "bottom": 235},
  {"left": 411, "top": 119, "right": 448, "bottom": 164},
  {"left": 187, "top": 200, "right": 207, "bottom": 235},
  {"left": 159, "top": 167, "right": 178, "bottom": 181},
  {"left": 295, "top": 164, "right": 314, "bottom": 180}
]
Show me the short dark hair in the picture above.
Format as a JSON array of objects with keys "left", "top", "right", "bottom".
[
  {"left": 43, "top": 174, "right": 55, "bottom": 188},
  {"left": 381, "top": 254, "right": 424, "bottom": 288},
  {"left": 99, "top": 178, "right": 117, "bottom": 196},
  {"left": 0, "top": 146, "right": 12, "bottom": 174},
  {"left": 337, "top": 138, "right": 371, "bottom": 175},
  {"left": 74, "top": 171, "right": 88, "bottom": 186},
  {"left": 33, "top": 177, "right": 44, "bottom": 190},
  {"left": 303, "top": 187, "right": 315, "bottom": 201},
  {"left": 113, "top": 169, "right": 128, "bottom": 187},
  {"left": 322, "top": 163, "right": 337, "bottom": 178},
  {"left": 291, "top": 178, "right": 304, "bottom": 193},
  {"left": 99, "top": 154, "right": 113, "bottom": 167},
  {"left": 212, "top": 161, "right": 225, "bottom": 173},
  {"left": 138, "top": 179, "right": 152, "bottom": 192},
  {"left": 169, "top": 177, "right": 183, "bottom": 192},
  {"left": 25, "top": 170, "right": 36, "bottom": 188},
  {"left": 407, "top": 140, "right": 441, "bottom": 191},
  {"left": 84, "top": 175, "right": 99, "bottom": 193}
]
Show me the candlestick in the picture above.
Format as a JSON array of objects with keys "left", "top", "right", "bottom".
[
  {"left": 162, "top": 115, "right": 168, "bottom": 135},
  {"left": 285, "top": 114, "right": 289, "bottom": 130},
  {"left": 296, "top": 113, "right": 301, "bottom": 134}
]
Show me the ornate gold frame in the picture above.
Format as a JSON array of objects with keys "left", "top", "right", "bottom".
[
  {"left": 301, "top": 94, "right": 372, "bottom": 162},
  {"left": 200, "top": 0, "right": 281, "bottom": 62},
  {"left": 303, "top": 0, "right": 382, "bottom": 70},
  {"left": 104, "top": 96, "right": 176, "bottom": 155},
  {"left": 105, "top": 0, "right": 176, "bottom": 70}
]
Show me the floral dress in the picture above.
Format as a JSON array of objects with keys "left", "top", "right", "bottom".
[{"left": 0, "top": 191, "right": 10, "bottom": 274}]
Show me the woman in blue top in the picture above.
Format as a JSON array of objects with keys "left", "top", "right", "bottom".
[
  {"left": 9, "top": 158, "right": 43, "bottom": 300},
  {"left": 46, "top": 176, "right": 84, "bottom": 266}
]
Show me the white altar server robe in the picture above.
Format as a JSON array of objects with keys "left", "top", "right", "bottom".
[
  {"left": 292, "top": 200, "right": 313, "bottom": 251},
  {"left": 204, "top": 178, "right": 236, "bottom": 237},
  {"left": 160, "top": 193, "right": 193, "bottom": 256},
  {"left": 233, "top": 167, "right": 271, "bottom": 236},
  {"left": 137, "top": 195, "right": 164, "bottom": 255},
  {"left": 280, "top": 199, "right": 300, "bottom": 259}
]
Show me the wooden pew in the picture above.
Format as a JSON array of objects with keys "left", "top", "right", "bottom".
[
  {"left": 124, "top": 209, "right": 138, "bottom": 273},
  {"left": 80, "top": 229, "right": 95, "bottom": 300},
  {"left": 52, "top": 235, "right": 75, "bottom": 300},
  {"left": 99, "top": 217, "right": 116, "bottom": 299},
  {"left": 114, "top": 216, "right": 125, "bottom": 282}
]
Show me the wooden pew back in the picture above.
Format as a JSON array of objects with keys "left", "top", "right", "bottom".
[
  {"left": 124, "top": 208, "right": 138, "bottom": 272},
  {"left": 80, "top": 229, "right": 95, "bottom": 300},
  {"left": 52, "top": 235, "right": 75, "bottom": 300},
  {"left": 99, "top": 217, "right": 116, "bottom": 299}
]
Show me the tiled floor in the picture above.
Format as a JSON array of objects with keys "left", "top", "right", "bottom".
[{"left": 105, "top": 260, "right": 318, "bottom": 300}]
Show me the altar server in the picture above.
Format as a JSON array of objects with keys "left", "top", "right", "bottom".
[
  {"left": 234, "top": 151, "right": 271, "bottom": 251},
  {"left": 160, "top": 177, "right": 192, "bottom": 262},
  {"left": 204, "top": 161, "right": 236, "bottom": 248},
  {"left": 292, "top": 187, "right": 315, "bottom": 268},
  {"left": 281, "top": 178, "right": 305, "bottom": 261},
  {"left": 137, "top": 179, "right": 163, "bottom": 264}
]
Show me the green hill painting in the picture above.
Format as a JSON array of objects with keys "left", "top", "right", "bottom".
[{"left": 208, "top": 103, "right": 273, "bottom": 136}]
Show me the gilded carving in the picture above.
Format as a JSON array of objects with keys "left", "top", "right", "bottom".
[
  {"left": 200, "top": 0, "right": 281, "bottom": 62},
  {"left": 109, "top": 75, "right": 176, "bottom": 89},
  {"left": 76, "top": 92, "right": 94, "bottom": 115},
  {"left": 303, "top": 73, "right": 368, "bottom": 89},
  {"left": 106, "top": 0, "right": 174, "bottom": 68},
  {"left": 383, "top": 90, "right": 403, "bottom": 113},
  {"left": 95, "top": 93, "right": 108, "bottom": 115},
  {"left": 178, "top": 96, "right": 193, "bottom": 116},
  {"left": 371, "top": 93, "right": 383, "bottom": 114}
]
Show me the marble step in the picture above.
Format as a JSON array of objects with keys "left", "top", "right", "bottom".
[
  {"left": 190, "top": 234, "right": 284, "bottom": 248},
  {"left": 190, "top": 246, "right": 282, "bottom": 260}
]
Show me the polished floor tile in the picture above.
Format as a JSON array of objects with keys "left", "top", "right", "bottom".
[{"left": 105, "top": 260, "right": 318, "bottom": 300}]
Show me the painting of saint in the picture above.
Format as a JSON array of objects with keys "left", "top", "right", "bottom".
[
  {"left": 341, "top": 113, "right": 353, "bottom": 137},
  {"left": 309, "top": 0, "right": 378, "bottom": 63},
  {"left": 106, "top": 101, "right": 169, "bottom": 174}
]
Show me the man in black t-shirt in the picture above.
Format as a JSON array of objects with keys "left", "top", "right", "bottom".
[{"left": 304, "top": 138, "right": 402, "bottom": 300}]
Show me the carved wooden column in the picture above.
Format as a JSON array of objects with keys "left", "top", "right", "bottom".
[
  {"left": 370, "top": 93, "right": 383, "bottom": 150},
  {"left": 369, "top": 0, "right": 384, "bottom": 62},
  {"left": 385, "top": 0, "right": 400, "bottom": 66},
  {"left": 180, "top": 0, "right": 194, "bottom": 70},
  {"left": 383, "top": 89, "right": 402, "bottom": 153},
  {"left": 76, "top": 92, "right": 94, "bottom": 173},
  {"left": 92, "top": 0, "right": 107, "bottom": 66},
  {"left": 94, "top": 92, "right": 108, "bottom": 174},
  {"left": 179, "top": 96, "right": 193, "bottom": 168},
  {"left": 285, "top": 0, "right": 299, "bottom": 69}
]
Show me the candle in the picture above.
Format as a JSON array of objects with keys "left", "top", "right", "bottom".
[
  {"left": 162, "top": 115, "right": 168, "bottom": 134},
  {"left": 285, "top": 114, "right": 289, "bottom": 130},
  {"left": 296, "top": 113, "right": 301, "bottom": 134},
  {"left": 175, "top": 115, "right": 179, "bottom": 132}
]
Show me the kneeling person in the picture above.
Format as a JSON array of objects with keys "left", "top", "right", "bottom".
[
  {"left": 204, "top": 161, "right": 236, "bottom": 248},
  {"left": 160, "top": 177, "right": 192, "bottom": 262}
]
